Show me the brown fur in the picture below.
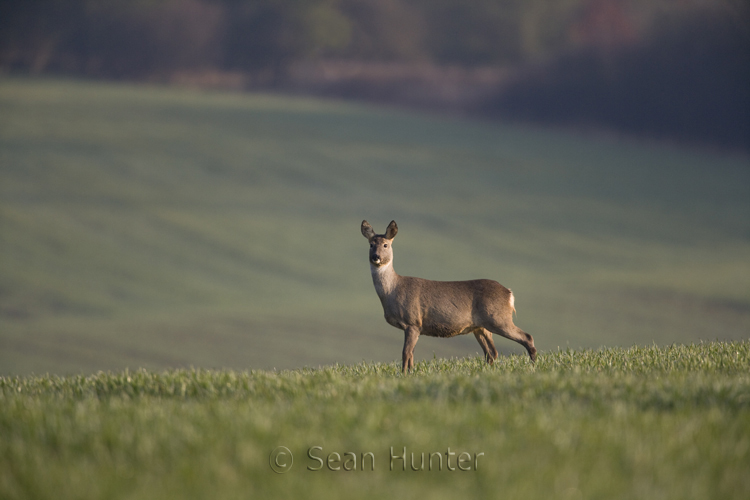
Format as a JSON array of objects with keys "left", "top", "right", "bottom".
[{"left": 362, "top": 220, "right": 537, "bottom": 374}]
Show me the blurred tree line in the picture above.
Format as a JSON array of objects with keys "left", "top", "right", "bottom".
[
  {"left": 1, "top": 0, "right": 748, "bottom": 149},
  {"left": 3, "top": 0, "right": 739, "bottom": 77}
]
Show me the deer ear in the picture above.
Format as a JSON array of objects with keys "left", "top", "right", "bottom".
[
  {"left": 385, "top": 220, "right": 398, "bottom": 240},
  {"left": 361, "top": 220, "right": 376, "bottom": 241}
]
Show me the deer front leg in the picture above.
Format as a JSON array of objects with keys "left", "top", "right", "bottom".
[{"left": 402, "top": 326, "right": 420, "bottom": 374}]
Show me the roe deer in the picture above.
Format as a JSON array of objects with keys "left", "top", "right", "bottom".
[{"left": 361, "top": 220, "right": 537, "bottom": 374}]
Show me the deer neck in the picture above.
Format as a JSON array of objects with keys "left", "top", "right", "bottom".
[{"left": 371, "top": 260, "right": 399, "bottom": 300}]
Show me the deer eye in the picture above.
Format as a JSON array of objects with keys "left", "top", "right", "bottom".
[{"left": 383, "top": 243, "right": 388, "bottom": 248}]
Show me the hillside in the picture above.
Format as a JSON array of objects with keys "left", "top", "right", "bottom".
[{"left": 0, "top": 78, "right": 748, "bottom": 375}]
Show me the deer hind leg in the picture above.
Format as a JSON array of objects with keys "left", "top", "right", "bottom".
[
  {"left": 486, "top": 321, "right": 537, "bottom": 362},
  {"left": 402, "top": 326, "right": 420, "bottom": 374},
  {"left": 474, "top": 329, "right": 499, "bottom": 365},
  {"left": 473, "top": 330, "right": 491, "bottom": 363}
]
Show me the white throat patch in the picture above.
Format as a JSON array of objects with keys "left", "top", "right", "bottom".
[{"left": 371, "top": 259, "right": 393, "bottom": 275}]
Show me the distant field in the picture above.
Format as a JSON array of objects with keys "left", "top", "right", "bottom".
[
  {"left": 0, "top": 78, "right": 748, "bottom": 375},
  {"left": 1, "top": 342, "right": 748, "bottom": 499}
]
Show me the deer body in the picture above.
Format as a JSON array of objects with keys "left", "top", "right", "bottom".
[{"left": 362, "top": 220, "right": 537, "bottom": 373}]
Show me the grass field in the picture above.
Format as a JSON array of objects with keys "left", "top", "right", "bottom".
[
  {"left": 0, "top": 77, "right": 749, "bottom": 375},
  {"left": 1, "top": 341, "right": 749, "bottom": 499}
]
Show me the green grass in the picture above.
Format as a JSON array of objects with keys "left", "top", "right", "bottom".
[
  {"left": 1, "top": 77, "right": 749, "bottom": 375},
  {"left": 1, "top": 341, "right": 749, "bottom": 499}
]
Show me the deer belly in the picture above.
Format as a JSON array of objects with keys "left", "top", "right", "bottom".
[
  {"left": 420, "top": 322, "right": 475, "bottom": 338},
  {"left": 419, "top": 300, "right": 475, "bottom": 337}
]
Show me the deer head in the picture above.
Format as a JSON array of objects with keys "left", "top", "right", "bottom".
[{"left": 361, "top": 220, "right": 398, "bottom": 268}]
